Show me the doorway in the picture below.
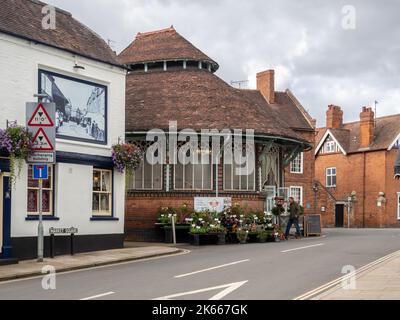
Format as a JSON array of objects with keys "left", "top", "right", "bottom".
[
  {"left": 0, "top": 173, "right": 11, "bottom": 258},
  {"left": 335, "top": 204, "right": 345, "bottom": 228}
]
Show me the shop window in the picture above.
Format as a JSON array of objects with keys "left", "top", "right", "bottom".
[
  {"left": 223, "top": 146, "right": 255, "bottom": 191},
  {"left": 27, "top": 165, "right": 54, "bottom": 215},
  {"left": 326, "top": 167, "right": 337, "bottom": 187},
  {"left": 128, "top": 154, "right": 163, "bottom": 190},
  {"left": 290, "top": 186, "right": 303, "bottom": 205},
  {"left": 290, "top": 152, "right": 303, "bottom": 174},
  {"left": 174, "top": 160, "right": 212, "bottom": 190},
  {"left": 92, "top": 169, "right": 112, "bottom": 216}
]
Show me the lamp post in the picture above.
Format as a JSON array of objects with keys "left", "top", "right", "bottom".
[{"left": 215, "top": 135, "right": 232, "bottom": 198}]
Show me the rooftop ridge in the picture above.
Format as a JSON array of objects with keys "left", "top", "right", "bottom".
[
  {"left": 317, "top": 112, "right": 400, "bottom": 129},
  {"left": 27, "top": 0, "right": 72, "bottom": 17},
  {"left": 136, "top": 26, "right": 175, "bottom": 39}
]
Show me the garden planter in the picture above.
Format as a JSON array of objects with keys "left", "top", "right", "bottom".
[
  {"left": 258, "top": 238, "right": 267, "bottom": 243},
  {"left": 216, "top": 233, "right": 226, "bottom": 245},
  {"left": 191, "top": 233, "right": 218, "bottom": 246},
  {"left": 163, "top": 225, "right": 191, "bottom": 243}
]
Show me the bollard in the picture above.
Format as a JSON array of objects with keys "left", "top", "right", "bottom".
[{"left": 171, "top": 215, "right": 177, "bottom": 245}]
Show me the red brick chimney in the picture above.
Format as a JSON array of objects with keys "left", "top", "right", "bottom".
[
  {"left": 257, "top": 70, "right": 275, "bottom": 104},
  {"left": 326, "top": 105, "right": 343, "bottom": 129},
  {"left": 360, "top": 106, "right": 375, "bottom": 148}
]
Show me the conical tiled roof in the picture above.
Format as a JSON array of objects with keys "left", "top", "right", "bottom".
[{"left": 119, "top": 26, "right": 219, "bottom": 71}]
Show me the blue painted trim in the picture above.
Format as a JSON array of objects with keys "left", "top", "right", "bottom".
[
  {"left": 25, "top": 216, "right": 60, "bottom": 221},
  {"left": 38, "top": 69, "right": 108, "bottom": 145},
  {"left": 56, "top": 151, "right": 113, "bottom": 169},
  {"left": 90, "top": 217, "right": 119, "bottom": 221},
  {"left": 0, "top": 156, "right": 10, "bottom": 172},
  {"left": 2, "top": 177, "right": 12, "bottom": 259}
]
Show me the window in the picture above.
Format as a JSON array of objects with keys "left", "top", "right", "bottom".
[
  {"left": 325, "top": 141, "right": 335, "bottom": 153},
  {"left": 326, "top": 167, "right": 337, "bottom": 187},
  {"left": 174, "top": 161, "right": 212, "bottom": 190},
  {"left": 397, "top": 193, "right": 400, "bottom": 220},
  {"left": 129, "top": 155, "right": 163, "bottom": 190},
  {"left": 290, "top": 186, "right": 303, "bottom": 206},
  {"left": 223, "top": 157, "right": 255, "bottom": 191},
  {"left": 27, "top": 165, "right": 54, "bottom": 215},
  {"left": 92, "top": 169, "right": 112, "bottom": 216},
  {"left": 290, "top": 152, "right": 303, "bottom": 174}
]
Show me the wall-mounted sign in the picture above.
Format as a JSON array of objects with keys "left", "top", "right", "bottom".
[
  {"left": 194, "top": 197, "right": 232, "bottom": 213},
  {"left": 39, "top": 69, "right": 107, "bottom": 145}
]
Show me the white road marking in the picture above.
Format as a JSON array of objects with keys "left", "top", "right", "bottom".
[
  {"left": 154, "top": 281, "right": 248, "bottom": 300},
  {"left": 80, "top": 291, "right": 115, "bottom": 300},
  {"left": 174, "top": 259, "right": 250, "bottom": 278},
  {"left": 281, "top": 243, "right": 324, "bottom": 253}
]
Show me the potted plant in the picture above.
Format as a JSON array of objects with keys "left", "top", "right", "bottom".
[
  {"left": 257, "top": 230, "right": 271, "bottom": 243},
  {"left": 190, "top": 226, "right": 210, "bottom": 246},
  {"left": 209, "top": 224, "right": 226, "bottom": 245},
  {"left": 0, "top": 125, "right": 33, "bottom": 187},
  {"left": 111, "top": 142, "right": 142, "bottom": 175},
  {"left": 236, "top": 229, "right": 248, "bottom": 244}
]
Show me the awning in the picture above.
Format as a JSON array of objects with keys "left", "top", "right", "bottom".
[{"left": 395, "top": 150, "right": 400, "bottom": 179}]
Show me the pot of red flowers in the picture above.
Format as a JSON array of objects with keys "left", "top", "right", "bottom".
[
  {"left": 0, "top": 125, "right": 32, "bottom": 187},
  {"left": 111, "top": 142, "right": 142, "bottom": 175}
]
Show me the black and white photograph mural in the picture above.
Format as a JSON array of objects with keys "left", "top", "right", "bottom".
[{"left": 39, "top": 70, "right": 107, "bottom": 144}]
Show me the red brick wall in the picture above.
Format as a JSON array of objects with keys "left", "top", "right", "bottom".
[
  {"left": 284, "top": 129, "right": 315, "bottom": 215},
  {"left": 315, "top": 148, "right": 400, "bottom": 228},
  {"left": 125, "top": 192, "right": 264, "bottom": 241}
]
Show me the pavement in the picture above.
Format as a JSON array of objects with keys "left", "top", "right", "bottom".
[
  {"left": 0, "top": 245, "right": 182, "bottom": 282},
  {"left": 0, "top": 228, "right": 400, "bottom": 300},
  {"left": 304, "top": 249, "right": 400, "bottom": 300}
]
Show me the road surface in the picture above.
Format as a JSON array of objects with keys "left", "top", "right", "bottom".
[{"left": 0, "top": 228, "right": 400, "bottom": 300}]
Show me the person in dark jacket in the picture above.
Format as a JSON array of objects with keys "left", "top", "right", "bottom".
[{"left": 285, "top": 197, "right": 302, "bottom": 239}]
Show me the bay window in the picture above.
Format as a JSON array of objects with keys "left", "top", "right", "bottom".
[{"left": 92, "top": 169, "right": 112, "bottom": 216}]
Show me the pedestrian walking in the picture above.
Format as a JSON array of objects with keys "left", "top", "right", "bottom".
[{"left": 285, "top": 197, "right": 302, "bottom": 239}]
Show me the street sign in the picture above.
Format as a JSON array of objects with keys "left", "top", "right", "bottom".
[
  {"left": 27, "top": 152, "right": 54, "bottom": 164},
  {"left": 26, "top": 102, "right": 56, "bottom": 164},
  {"left": 27, "top": 103, "right": 54, "bottom": 127},
  {"left": 31, "top": 128, "right": 54, "bottom": 151},
  {"left": 32, "top": 164, "right": 48, "bottom": 180}
]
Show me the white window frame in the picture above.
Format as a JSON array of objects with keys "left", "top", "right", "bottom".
[
  {"left": 290, "top": 186, "right": 303, "bottom": 206},
  {"left": 397, "top": 192, "right": 400, "bottom": 220},
  {"left": 290, "top": 152, "right": 304, "bottom": 174},
  {"left": 174, "top": 162, "right": 213, "bottom": 191},
  {"left": 92, "top": 169, "right": 113, "bottom": 216},
  {"left": 326, "top": 167, "right": 337, "bottom": 187},
  {"left": 325, "top": 141, "right": 335, "bottom": 153},
  {"left": 27, "top": 165, "right": 54, "bottom": 216},
  {"left": 223, "top": 160, "right": 256, "bottom": 191},
  {"left": 130, "top": 155, "right": 163, "bottom": 191}
]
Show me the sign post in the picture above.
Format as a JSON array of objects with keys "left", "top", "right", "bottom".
[{"left": 27, "top": 101, "right": 55, "bottom": 262}]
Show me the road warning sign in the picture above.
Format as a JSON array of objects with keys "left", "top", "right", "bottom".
[
  {"left": 32, "top": 128, "right": 54, "bottom": 151},
  {"left": 27, "top": 103, "right": 54, "bottom": 127}
]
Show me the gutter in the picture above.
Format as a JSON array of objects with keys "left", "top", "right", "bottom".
[{"left": 125, "top": 130, "right": 313, "bottom": 151}]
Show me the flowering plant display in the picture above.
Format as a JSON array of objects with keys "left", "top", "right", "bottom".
[
  {"left": 0, "top": 125, "right": 33, "bottom": 187},
  {"left": 157, "top": 207, "right": 177, "bottom": 224},
  {"left": 111, "top": 142, "right": 143, "bottom": 174}
]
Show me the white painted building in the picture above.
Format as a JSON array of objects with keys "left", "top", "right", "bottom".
[{"left": 0, "top": 0, "right": 126, "bottom": 260}]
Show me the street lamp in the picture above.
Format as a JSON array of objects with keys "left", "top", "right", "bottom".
[{"left": 215, "top": 135, "right": 232, "bottom": 198}]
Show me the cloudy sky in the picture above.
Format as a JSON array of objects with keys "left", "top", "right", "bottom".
[{"left": 46, "top": 0, "right": 400, "bottom": 127}]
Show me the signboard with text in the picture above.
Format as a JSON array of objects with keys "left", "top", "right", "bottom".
[
  {"left": 26, "top": 102, "right": 56, "bottom": 164},
  {"left": 194, "top": 197, "right": 232, "bottom": 213}
]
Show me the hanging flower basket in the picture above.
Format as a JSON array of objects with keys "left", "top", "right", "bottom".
[
  {"left": 111, "top": 142, "right": 143, "bottom": 175},
  {"left": 0, "top": 125, "right": 33, "bottom": 187}
]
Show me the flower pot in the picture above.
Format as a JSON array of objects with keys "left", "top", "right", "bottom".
[{"left": 217, "top": 233, "right": 226, "bottom": 245}]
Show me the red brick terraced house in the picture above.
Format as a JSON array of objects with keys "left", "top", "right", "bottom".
[
  {"left": 315, "top": 105, "right": 400, "bottom": 228},
  {"left": 119, "top": 27, "right": 315, "bottom": 241}
]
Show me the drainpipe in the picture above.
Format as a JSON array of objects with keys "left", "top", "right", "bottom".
[{"left": 362, "top": 152, "right": 366, "bottom": 228}]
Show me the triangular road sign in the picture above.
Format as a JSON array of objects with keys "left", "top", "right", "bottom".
[
  {"left": 31, "top": 128, "right": 54, "bottom": 151},
  {"left": 28, "top": 103, "right": 54, "bottom": 127},
  {"left": 153, "top": 281, "right": 248, "bottom": 300}
]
